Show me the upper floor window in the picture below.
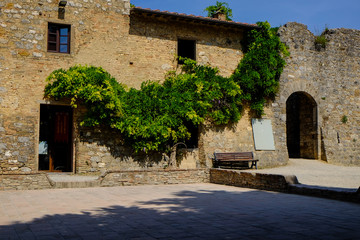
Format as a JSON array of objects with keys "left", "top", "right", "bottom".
[
  {"left": 178, "top": 39, "right": 196, "bottom": 64},
  {"left": 48, "top": 23, "right": 71, "bottom": 54}
]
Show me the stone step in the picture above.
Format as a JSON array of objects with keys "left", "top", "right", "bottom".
[
  {"left": 47, "top": 173, "right": 100, "bottom": 189},
  {"left": 53, "top": 181, "right": 101, "bottom": 189}
]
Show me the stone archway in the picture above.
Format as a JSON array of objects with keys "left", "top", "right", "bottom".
[{"left": 286, "top": 92, "right": 318, "bottom": 159}]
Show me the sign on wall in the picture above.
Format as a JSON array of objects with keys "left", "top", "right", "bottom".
[{"left": 252, "top": 118, "right": 275, "bottom": 151}]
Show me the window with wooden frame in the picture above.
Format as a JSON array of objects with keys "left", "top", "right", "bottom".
[
  {"left": 178, "top": 39, "right": 196, "bottom": 64},
  {"left": 48, "top": 23, "right": 71, "bottom": 54}
]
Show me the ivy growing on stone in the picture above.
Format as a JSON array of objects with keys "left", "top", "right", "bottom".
[
  {"left": 44, "top": 65, "right": 125, "bottom": 127},
  {"left": 44, "top": 21, "right": 288, "bottom": 154},
  {"left": 233, "top": 21, "right": 289, "bottom": 115}
]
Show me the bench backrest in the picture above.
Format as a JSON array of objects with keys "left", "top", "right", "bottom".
[{"left": 214, "top": 152, "right": 254, "bottom": 161}]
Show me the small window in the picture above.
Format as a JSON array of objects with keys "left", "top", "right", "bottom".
[
  {"left": 186, "top": 124, "right": 199, "bottom": 148},
  {"left": 178, "top": 39, "right": 196, "bottom": 64},
  {"left": 181, "top": 122, "right": 199, "bottom": 149},
  {"left": 48, "top": 23, "right": 71, "bottom": 54}
]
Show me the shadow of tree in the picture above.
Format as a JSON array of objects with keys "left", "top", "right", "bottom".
[{"left": 1, "top": 187, "right": 360, "bottom": 239}]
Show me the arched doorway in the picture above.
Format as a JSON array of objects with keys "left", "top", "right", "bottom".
[{"left": 286, "top": 92, "right": 318, "bottom": 159}]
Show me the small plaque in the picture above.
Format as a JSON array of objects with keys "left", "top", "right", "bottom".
[{"left": 252, "top": 119, "right": 275, "bottom": 150}]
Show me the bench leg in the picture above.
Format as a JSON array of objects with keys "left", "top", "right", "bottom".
[{"left": 251, "top": 161, "right": 257, "bottom": 169}]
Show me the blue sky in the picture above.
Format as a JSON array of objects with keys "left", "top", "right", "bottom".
[{"left": 131, "top": 0, "right": 360, "bottom": 34}]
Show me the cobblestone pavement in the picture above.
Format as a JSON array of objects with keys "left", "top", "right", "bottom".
[
  {"left": 244, "top": 159, "right": 360, "bottom": 189},
  {"left": 1, "top": 183, "right": 360, "bottom": 240}
]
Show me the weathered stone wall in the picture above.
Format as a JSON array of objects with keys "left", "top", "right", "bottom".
[
  {"left": 0, "top": 173, "right": 52, "bottom": 190},
  {"left": 100, "top": 169, "right": 209, "bottom": 187},
  {"left": 126, "top": 12, "right": 244, "bottom": 87},
  {"left": 0, "top": 114, "right": 36, "bottom": 173},
  {"left": 74, "top": 108, "right": 201, "bottom": 174},
  {"left": 0, "top": 169, "right": 209, "bottom": 190},
  {"left": 210, "top": 168, "right": 297, "bottom": 192},
  {"left": 2, "top": 0, "right": 359, "bottom": 179},
  {"left": 199, "top": 107, "right": 289, "bottom": 169},
  {"left": 0, "top": 0, "right": 131, "bottom": 174},
  {"left": 211, "top": 169, "right": 360, "bottom": 203},
  {"left": 276, "top": 22, "right": 360, "bottom": 165},
  {"left": 70, "top": 11, "right": 247, "bottom": 173},
  {"left": 0, "top": 0, "right": 250, "bottom": 174}
]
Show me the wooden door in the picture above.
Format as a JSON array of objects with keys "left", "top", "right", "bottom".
[{"left": 39, "top": 105, "right": 73, "bottom": 172}]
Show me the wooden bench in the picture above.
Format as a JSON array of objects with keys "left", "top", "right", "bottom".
[{"left": 213, "top": 152, "right": 258, "bottom": 169}]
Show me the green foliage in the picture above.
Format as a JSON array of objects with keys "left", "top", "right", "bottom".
[
  {"left": 204, "top": 1, "right": 233, "bottom": 21},
  {"left": 315, "top": 35, "right": 327, "bottom": 48},
  {"left": 44, "top": 21, "right": 288, "bottom": 153},
  {"left": 341, "top": 115, "right": 348, "bottom": 124},
  {"left": 130, "top": 3, "right": 135, "bottom": 8},
  {"left": 232, "top": 21, "right": 289, "bottom": 116},
  {"left": 45, "top": 65, "right": 125, "bottom": 127},
  {"left": 44, "top": 61, "right": 242, "bottom": 153},
  {"left": 315, "top": 27, "right": 329, "bottom": 50},
  {"left": 114, "top": 58, "right": 242, "bottom": 152}
]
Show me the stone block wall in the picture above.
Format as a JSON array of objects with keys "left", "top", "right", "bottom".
[
  {"left": 69, "top": 12, "right": 249, "bottom": 173},
  {"left": 0, "top": 173, "right": 52, "bottom": 190},
  {"left": 210, "top": 168, "right": 296, "bottom": 192},
  {"left": 1, "top": 0, "right": 254, "bottom": 174},
  {"left": 126, "top": 12, "right": 244, "bottom": 87},
  {"left": 200, "top": 107, "right": 289, "bottom": 169},
  {"left": 100, "top": 168, "right": 210, "bottom": 187},
  {"left": 2, "top": 0, "right": 359, "bottom": 179},
  {"left": 0, "top": 0, "right": 131, "bottom": 174},
  {"left": 276, "top": 23, "right": 360, "bottom": 165},
  {"left": 0, "top": 114, "right": 36, "bottom": 173},
  {"left": 2, "top": 1, "right": 288, "bottom": 174}
]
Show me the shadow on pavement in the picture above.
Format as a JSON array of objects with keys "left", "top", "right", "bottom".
[{"left": 1, "top": 188, "right": 360, "bottom": 239}]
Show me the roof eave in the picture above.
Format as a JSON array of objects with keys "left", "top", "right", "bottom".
[{"left": 131, "top": 7, "right": 259, "bottom": 30}]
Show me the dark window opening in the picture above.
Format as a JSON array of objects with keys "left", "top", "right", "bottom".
[
  {"left": 181, "top": 123, "right": 199, "bottom": 149},
  {"left": 178, "top": 39, "right": 196, "bottom": 64},
  {"left": 48, "top": 23, "right": 70, "bottom": 54}
]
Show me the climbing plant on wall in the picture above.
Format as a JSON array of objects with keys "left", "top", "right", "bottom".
[
  {"left": 44, "top": 65, "right": 125, "bottom": 127},
  {"left": 117, "top": 58, "right": 243, "bottom": 166},
  {"left": 45, "top": 60, "right": 242, "bottom": 154},
  {"left": 44, "top": 21, "right": 288, "bottom": 157},
  {"left": 232, "top": 21, "right": 289, "bottom": 116}
]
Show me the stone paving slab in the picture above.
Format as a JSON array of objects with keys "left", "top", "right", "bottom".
[{"left": 0, "top": 183, "right": 360, "bottom": 239}]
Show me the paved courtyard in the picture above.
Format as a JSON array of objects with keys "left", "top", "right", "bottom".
[{"left": 1, "top": 183, "right": 360, "bottom": 240}]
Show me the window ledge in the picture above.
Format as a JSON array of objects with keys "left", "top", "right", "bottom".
[{"left": 45, "top": 51, "right": 73, "bottom": 58}]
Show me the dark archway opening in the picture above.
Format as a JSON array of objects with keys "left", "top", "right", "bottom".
[{"left": 286, "top": 92, "right": 318, "bottom": 159}]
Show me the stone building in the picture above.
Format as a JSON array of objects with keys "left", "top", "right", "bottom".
[
  {"left": 0, "top": 0, "right": 359, "bottom": 189},
  {"left": 276, "top": 23, "right": 360, "bottom": 166}
]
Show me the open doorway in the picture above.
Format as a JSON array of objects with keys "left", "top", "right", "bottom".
[
  {"left": 286, "top": 92, "right": 318, "bottom": 159},
  {"left": 38, "top": 104, "right": 73, "bottom": 172}
]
